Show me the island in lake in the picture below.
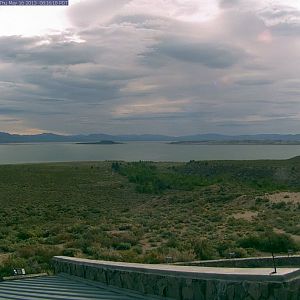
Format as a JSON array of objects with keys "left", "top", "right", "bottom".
[{"left": 77, "top": 140, "right": 124, "bottom": 145}]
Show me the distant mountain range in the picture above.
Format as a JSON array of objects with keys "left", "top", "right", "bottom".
[{"left": 2, "top": 132, "right": 300, "bottom": 143}]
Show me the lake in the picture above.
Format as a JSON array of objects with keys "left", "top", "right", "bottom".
[{"left": 1, "top": 142, "right": 300, "bottom": 164}]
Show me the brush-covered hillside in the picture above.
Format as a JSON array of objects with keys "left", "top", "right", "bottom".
[{"left": 0, "top": 158, "right": 300, "bottom": 277}]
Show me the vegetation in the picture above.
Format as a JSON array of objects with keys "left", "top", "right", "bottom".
[{"left": 0, "top": 158, "right": 300, "bottom": 277}]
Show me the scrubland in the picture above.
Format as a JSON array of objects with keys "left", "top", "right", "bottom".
[{"left": 0, "top": 158, "right": 300, "bottom": 277}]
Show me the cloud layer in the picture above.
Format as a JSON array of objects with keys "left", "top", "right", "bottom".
[{"left": 0, "top": 0, "right": 299, "bottom": 134}]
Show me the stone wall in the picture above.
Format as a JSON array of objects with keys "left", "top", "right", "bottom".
[
  {"left": 52, "top": 256, "right": 300, "bottom": 300},
  {"left": 178, "top": 255, "right": 300, "bottom": 268}
]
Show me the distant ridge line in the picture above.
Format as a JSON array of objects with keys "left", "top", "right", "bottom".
[{"left": 1, "top": 132, "right": 300, "bottom": 143}]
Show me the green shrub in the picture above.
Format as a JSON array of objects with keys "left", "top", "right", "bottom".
[
  {"left": 143, "top": 251, "right": 164, "bottom": 264},
  {"left": 62, "top": 248, "right": 79, "bottom": 257},
  {"left": 238, "top": 232, "right": 298, "bottom": 253},
  {"left": 16, "top": 231, "right": 31, "bottom": 241},
  {"left": 272, "top": 201, "right": 287, "bottom": 209},
  {"left": 114, "top": 242, "right": 131, "bottom": 250},
  {"left": 223, "top": 247, "right": 247, "bottom": 258},
  {"left": 132, "top": 245, "right": 143, "bottom": 255},
  {"left": 0, "top": 257, "right": 28, "bottom": 277},
  {"left": 192, "top": 238, "right": 218, "bottom": 260}
]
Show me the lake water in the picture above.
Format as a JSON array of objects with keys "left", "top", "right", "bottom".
[{"left": 1, "top": 142, "right": 300, "bottom": 164}]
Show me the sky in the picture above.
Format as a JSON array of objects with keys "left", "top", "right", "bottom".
[{"left": 0, "top": 0, "right": 300, "bottom": 135}]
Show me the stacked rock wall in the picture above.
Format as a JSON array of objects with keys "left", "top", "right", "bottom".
[{"left": 52, "top": 256, "right": 300, "bottom": 300}]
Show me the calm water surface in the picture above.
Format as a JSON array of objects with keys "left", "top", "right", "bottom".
[{"left": 1, "top": 142, "right": 300, "bottom": 164}]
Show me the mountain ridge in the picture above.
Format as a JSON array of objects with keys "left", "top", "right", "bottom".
[{"left": 2, "top": 132, "right": 300, "bottom": 143}]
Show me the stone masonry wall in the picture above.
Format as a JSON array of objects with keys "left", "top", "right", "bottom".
[{"left": 52, "top": 256, "right": 300, "bottom": 300}]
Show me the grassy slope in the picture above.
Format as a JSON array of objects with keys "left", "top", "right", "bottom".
[{"left": 0, "top": 159, "right": 299, "bottom": 276}]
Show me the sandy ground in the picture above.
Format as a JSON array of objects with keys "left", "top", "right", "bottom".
[
  {"left": 0, "top": 254, "right": 9, "bottom": 264},
  {"left": 233, "top": 211, "right": 258, "bottom": 221},
  {"left": 266, "top": 192, "right": 300, "bottom": 204}
]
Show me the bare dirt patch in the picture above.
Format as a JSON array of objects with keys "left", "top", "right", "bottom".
[
  {"left": 266, "top": 192, "right": 300, "bottom": 204},
  {"left": 232, "top": 211, "right": 258, "bottom": 221},
  {"left": 0, "top": 254, "right": 9, "bottom": 264}
]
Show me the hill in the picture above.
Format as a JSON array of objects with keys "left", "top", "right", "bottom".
[
  {"left": 3, "top": 131, "right": 300, "bottom": 143},
  {"left": 0, "top": 159, "right": 299, "bottom": 277}
]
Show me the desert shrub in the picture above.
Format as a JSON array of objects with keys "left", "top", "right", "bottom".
[
  {"left": 132, "top": 245, "right": 143, "bottom": 255},
  {"left": 92, "top": 248, "right": 123, "bottom": 261},
  {"left": 16, "top": 245, "right": 62, "bottom": 263},
  {"left": 75, "top": 239, "right": 93, "bottom": 254},
  {"left": 207, "top": 214, "right": 223, "bottom": 223},
  {"left": 62, "top": 248, "right": 79, "bottom": 257},
  {"left": 118, "top": 224, "right": 132, "bottom": 231},
  {"left": 16, "top": 230, "right": 31, "bottom": 241},
  {"left": 0, "top": 241, "right": 15, "bottom": 253},
  {"left": 254, "top": 223, "right": 266, "bottom": 232},
  {"left": 111, "top": 162, "right": 121, "bottom": 172},
  {"left": 223, "top": 247, "right": 248, "bottom": 258},
  {"left": 67, "top": 224, "right": 89, "bottom": 234},
  {"left": 238, "top": 232, "right": 298, "bottom": 253},
  {"left": 255, "top": 197, "right": 269, "bottom": 205},
  {"left": 111, "top": 232, "right": 138, "bottom": 246},
  {"left": 160, "top": 231, "right": 175, "bottom": 239},
  {"left": 142, "top": 247, "right": 196, "bottom": 263},
  {"left": 272, "top": 201, "right": 287, "bottom": 209},
  {"left": 238, "top": 235, "right": 260, "bottom": 249},
  {"left": 285, "top": 226, "right": 300, "bottom": 235},
  {"left": 143, "top": 251, "right": 164, "bottom": 264},
  {"left": 0, "top": 227, "right": 10, "bottom": 239},
  {"left": 165, "top": 237, "right": 179, "bottom": 248},
  {"left": 118, "top": 162, "right": 212, "bottom": 194},
  {"left": 114, "top": 242, "right": 131, "bottom": 250},
  {"left": 0, "top": 246, "right": 61, "bottom": 278},
  {"left": 192, "top": 238, "right": 218, "bottom": 260},
  {"left": 0, "top": 256, "right": 28, "bottom": 277},
  {"left": 161, "top": 248, "right": 196, "bottom": 262}
]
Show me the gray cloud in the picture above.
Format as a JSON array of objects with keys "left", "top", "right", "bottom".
[
  {"left": 270, "top": 22, "right": 300, "bottom": 35},
  {"left": 258, "top": 4, "right": 300, "bottom": 36},
  {"left": 0, "top": 36, "right": 100, "bottom": 65},
  {"left": 0, "top": 107, "right": 25, "bottom": 114},
  {"left": 219, "top": 0, "right": 241, "bottom": 9},
  {"left": 67, "top": 0, "right": 130, "bottom": 28},
  {"left": 149, "top": 38, "right": 246, "bottom": 69},
  {"left": 0, "top": 0, "right": 299, "bottom": 135},
  {"left": 235, "top": 79, "right": 274, "bottom": 86}
]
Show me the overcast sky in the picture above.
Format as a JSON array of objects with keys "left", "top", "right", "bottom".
[{"left": 0, "top": 0, "right": 299, "bottom": 135}]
